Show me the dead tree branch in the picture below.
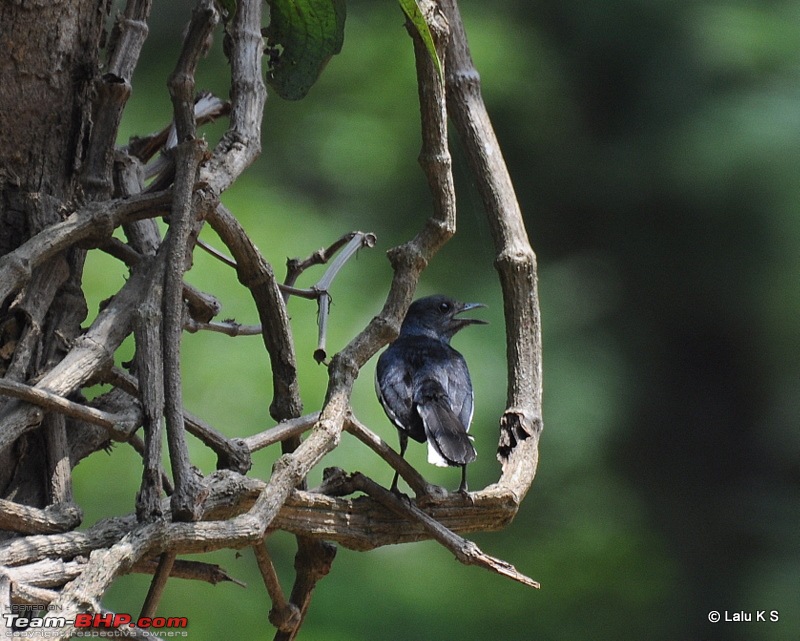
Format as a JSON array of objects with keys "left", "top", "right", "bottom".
[
  {"left": 319, "top": 469, "right": 539, "bottom": 588},
  {"left": 0, "top": 0, "right": 542, "bottom": 638},
  {"left": 441, "top": 0, "right": 543, "bottom": 495}
]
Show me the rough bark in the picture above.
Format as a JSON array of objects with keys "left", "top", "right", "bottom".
[
  {"left": 0, "top": 0, "right": 543, "bottom": 637},
  {"left": 0, "top": 0, "right": 108, "bottom": 511}
]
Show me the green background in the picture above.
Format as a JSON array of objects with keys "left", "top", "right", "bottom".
[{"left": 74, "top": 0, "right": 799, "bottom": 639}]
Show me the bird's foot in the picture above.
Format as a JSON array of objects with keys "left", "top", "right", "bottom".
[
  {"left": 390, "top": 479, "right": 414, "bottom": 504},
  {"left": 454, "top": 467, "right": 473, "bottom": 503},
  {"left": 389, "top": 471, "right": 402, "bottom": 495}
]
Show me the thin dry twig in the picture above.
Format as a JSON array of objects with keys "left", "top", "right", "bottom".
[
  {"left": 161, "top": 0, "right": 218, "bottom": 522},
  {"left": 321, "top": 469, "right": 539, "bottom": 588},
  {"left": 0, "top": 379, "right": 139, "bottom": 439},
  {"left": 253, "top": 541, "right": 300, "bottom": 632},
  {"left": 139, "top": 552, "right": 176, "bottom": 619},
  {"left": 184, "top": 318, "right": 262, "bottom": 336},
  {"left": 196, "top": 237, "right": 237, "bottom": 267},
  {"left": 131, "top": 558, "right": 246, "bottom": 587},
  {"left": 344, "top": 413, "right": 438, "bottom": 498},
  {"left": 243, "top": 413, "right": 320, "bottom": 453}
]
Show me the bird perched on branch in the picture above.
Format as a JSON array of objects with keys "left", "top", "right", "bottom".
[{"left": 376, "top": 295, "right": 486, "bottom": 493}]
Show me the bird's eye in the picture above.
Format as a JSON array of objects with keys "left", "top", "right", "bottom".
[{"left": 438, "top": 301, "right": 451, "bottom": 314}]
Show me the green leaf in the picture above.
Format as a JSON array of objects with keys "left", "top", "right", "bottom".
[
  {"left": 396, "top": 0, "right": 443, "bottom": 82},
  {"left": 265, "top": 0, "right": 346, "bottom": 100}
]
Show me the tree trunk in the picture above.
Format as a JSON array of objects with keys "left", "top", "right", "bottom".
[{"left": 0, "top": 0, "right": 106, "bottom": 511}]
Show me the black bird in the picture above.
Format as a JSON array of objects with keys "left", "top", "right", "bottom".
[{"left": 376, "top": 295, "right": 486, "bottom": 493}]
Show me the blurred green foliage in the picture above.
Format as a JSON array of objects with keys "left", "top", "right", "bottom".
[{"left": 75, "top": 0, "right": 799, "bottom": 638}]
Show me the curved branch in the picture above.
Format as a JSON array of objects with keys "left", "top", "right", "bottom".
[
  {"left": 0, "top": 191, "right": 171, "bottom": 306},
  {"left": 206, "top": 204, "right": 302, "bottom": 422},
  {"left": 198, "top": 0, "right": 266, "bottom": 194},
  {"left": 441, "top": 0, "right": 543, "bottom": 500}
]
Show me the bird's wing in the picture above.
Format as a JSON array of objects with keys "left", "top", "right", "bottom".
[
  {"left": 376, "top": 347, "right": 420, "bottom": 439},
  {"left": 440, "top": 348, "right": 475, "bottom": 432},
  {"left": 415, "top": 378, "right": 477, "bottom": 467}
]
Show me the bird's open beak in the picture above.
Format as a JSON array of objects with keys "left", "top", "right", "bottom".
[{"left": 452, "top": 302, "right": 488, "bottom": 331}]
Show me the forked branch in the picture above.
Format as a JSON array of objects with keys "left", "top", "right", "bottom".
[{"left": 0, "top": 1, "right": 543, "bottom": 639}]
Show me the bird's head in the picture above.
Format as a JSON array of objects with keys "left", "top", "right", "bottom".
[{"left": 400, "top": 295, "right": 487, "bottom": 342}]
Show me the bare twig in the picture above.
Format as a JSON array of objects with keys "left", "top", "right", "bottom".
[
  {"left": 184, "top": 284, "right": 222, "bottom": 323},
  {"left": 183, "top": 411, "right": 252, "bottom": 473},
  {"left": 126, "top": 435, "right": 175, "bottom": 497},
  {"left": 134, "top": 268, "right": 166, "bottom": 522},
  {"left": 206, "top": 204, "right": 302, "bottom": 422},
  {"left": 344, "top": 413, "right": 438, "bottom": 498},
  {"left": 253, "top": 542, "right": 300, "bottom": 632},
  {"left": 282, "top": 231, "right": 376, "bottom": 299},
  {"left": 307, "top": 232, "right": 376, "bottom": 363},
  {"left": 408, "top": 0, "right": 456, "bottom": 230},
  {"left": 160, "top": 0, "right": 219, "bottom": 522},
  {"left": 283, "top": 233, "right": 356, "bottom": 296},
  {"left": 139, "top": 551, "right": 176, "bottom": 619},
  {"left": 276, "top": 284, "right": 324, "bottom": 300},
  {"left": 132, "top": 558, "right": 246, "bottom": 587},
  {"left": 0, "top": 379, "right": 140, "bottom": 440},
  {"left": 243, "top": 413, "right": 320, "bottom": 453},
  {"left": 322, "top": 470, "right": 539, "bottom": 588},
  {"left": 197, "top": 0, "right": 266, "bottom": 194},
  {"left": 274, "top": 537, "right": 336, "bottom": 641},
  {"left": 44, "top": 413, "right": 74, "bottom": 505},
  {"left": 184, "top": 318, "right": 262, "bottom": 336},
  {"left": 279, "top": 231, "right": 378, "bottom": 363},
  {"left": 81, "top": 0, "right": 154, "bottom": 195},
  {"left": 107, "top": 0, "right": 153, "bottom": 81},
  {"left": 314, "top": 293, "right": 332, "bottom": 364},
  {"left": 0, "top": 190, "right": 171, "bottom": 306},
  {"left": 126, "top": 93, "right": 230, "bottom": 166},
  {"left": 196, "top": 237, "right": 237, "bottom": 267}
]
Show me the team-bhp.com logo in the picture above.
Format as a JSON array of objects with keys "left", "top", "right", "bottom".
[{"left": 4, "top": 611, "right": 188, "bottom": 635}]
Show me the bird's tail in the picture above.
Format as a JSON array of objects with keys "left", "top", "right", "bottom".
[{"left": 415, "top": 383, "right": 477, "bottom": 467}]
